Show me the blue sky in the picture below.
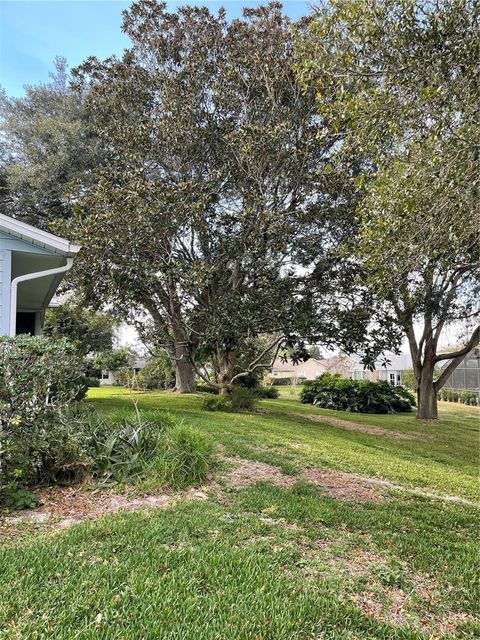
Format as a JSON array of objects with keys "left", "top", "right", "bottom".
[{"left": 1, "top": 1, "right": 311, "bottom": 97}]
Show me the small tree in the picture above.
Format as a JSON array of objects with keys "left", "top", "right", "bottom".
[
  {"left": 44, "top": 302, "right": 116, "bottom": 358},
  {"left": 94, "top": 348, "right": 135, "bottom": 376}
]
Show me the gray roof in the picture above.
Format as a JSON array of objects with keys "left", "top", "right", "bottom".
[{"left": 351, "top": 353, "right": 412, "bottom": 371}]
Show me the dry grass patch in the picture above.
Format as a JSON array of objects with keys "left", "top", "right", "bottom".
[
  {"left": 0, "top": 484, "right": 210, "bottom": 537},
  {"left": 303, "top": 467, "right": 387, "bottom": 502},
  {"left": 295, "top": 412, "right": 420, "bottom": 439},
  {"left": 219, "top": 456, "right": 297, "bottom": 489}
]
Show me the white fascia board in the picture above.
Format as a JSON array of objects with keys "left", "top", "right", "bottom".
[{"left": 0, "top": 214, "right": 81, "bottom": 257}]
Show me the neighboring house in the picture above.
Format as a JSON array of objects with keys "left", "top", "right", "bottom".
[
  {"left": 350, "top": 353, "right": 412, "bottom": 386},
  {"left": 438, "top": 347, "right": 480, "bottom": 392},
  {"left": 99, "top": 357, "right": 147, "bottom": 386},
  {"left": 269, "top": 357, "right": 327, "bottom": 381},
  {"left": 322, "top": 353, "right": 356, "bottom": 378},
  {"left": 0, "top": 214, "right": 80, "bottom": 336}
]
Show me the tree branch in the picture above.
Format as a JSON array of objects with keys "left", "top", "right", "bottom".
[
  {"left": 434, "top": 325, "right": 479, "bottom": 363},
  {"left": 434, "top": 325, "right": 479, "bottom": 390}
]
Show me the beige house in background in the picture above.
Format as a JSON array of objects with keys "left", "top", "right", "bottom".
[
  {"left": 269, "top": 357, "right": 327, "bottom": 381},
  {"left": 267, "top": 352, "right": 412, "bottom": 386},
  {"left": 323, "top": 354, "right": 355, "bottom": 378}
]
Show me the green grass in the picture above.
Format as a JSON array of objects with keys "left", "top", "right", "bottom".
[
  {"left": 1, "top": 387, "right": 478, "bottom": 639},
  {"left": 87, "top": 387, "right": 479, "bottom": 500}
]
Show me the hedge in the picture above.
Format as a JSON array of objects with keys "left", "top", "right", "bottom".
[{"left": 300, "top": 373, "right": 415, "bottom": 414}]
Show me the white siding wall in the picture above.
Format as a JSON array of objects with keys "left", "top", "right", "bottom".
[
  {"left": 0, "top": 249, "right": 3, "bottom": 332},
  {"left": 0, "top": 248, "right": 12, "bottom": 335}
]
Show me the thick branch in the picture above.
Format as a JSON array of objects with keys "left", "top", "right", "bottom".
[
  {"left": 434, "top": 326, "right": 480, "bottom": 390},
  {"left": 434, "top": 325, "right": 479, "bottom": 363}
]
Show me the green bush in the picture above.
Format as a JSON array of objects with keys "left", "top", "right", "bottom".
[
  {"left": 197, "top": 383, "right": 219, "bottom": 395},
  {"left": 394, "top": 384, "right": 417, "bottom": 406},
  {"left": 74, "top": 375, "right": 101, "bottom": 402},
  {"left": 270, "top": 377, "right": 294, "bottom": 386},
  {"left": 230, "top": 386, "right": 258, "bottom": 412},
  {"left": 77, "top": 409, "right": 215, "bottom": 489},
  {"left": 113, "top": 366, "right": 134, "bottom": 387},
  {"left": 134, "top": 357, "right": 175, "bottom": 390},
  {"left": 440, "top": 388, "right": 479, "bottom": 405},
  {"left": 300, "top": 373, "right": 415, "bottom": 414},
  {"left": 201, "top": 394, "right": 230, "bottom": 412},
  {"left": 0, "top": 336, "right": 85, "bottom": 489},
  {"left": 252, "top": 385, "right": 280, "bottom": 399},
  {"left": 160, "top": 424, "right": 215, "bottom": 488},
  {"left": 83, "top": 375, "right": 100, "bottom": 388},
  {"left": 91, "top": 415, "right": 165, "bottom": 484}
]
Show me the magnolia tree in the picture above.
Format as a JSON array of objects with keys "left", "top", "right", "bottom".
[
  {"left": 67, "top": 1, "right": 353, "bottom": 393},
  {"left": 297, "top": 0, "right": 479, "bottom": 419}
]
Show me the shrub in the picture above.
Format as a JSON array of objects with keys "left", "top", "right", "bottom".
[
  {"left": 235, "top": 369, "right": 263, "bottom": 389},
  {"left": 0, "top": 335, "right": 82, "bottom": 425},
  {"left": 394, "top": 385, "right": 416, "bottom": 406},
  {"left": 252, "top": 385, "right": 280, "bottom": 399},
  {"left": 0, "top": 336, "right": 85, "bottom": 489},
  {"left": 114, "top": 366, "right": 135, "bottom": 387},
  {"left": 134, "top": 357, "right": 175, "bottom": 390},
  {"left": 75, "top": 409, "right": 215, "bottom": 489},
  {"left": 75, "top": 375, "right": 101, "bottom": 402},
  {"left": 230, "top": 386, "right": 258, "bottom": 412},
  {"left": 270, "top": 377, "right": 294, "bottom": 386},
  {"left": 197, "top": 383, "right": 219, "bottom": 395},
  {"left": 300, "top": 373, "right": 414, "bottom": 414},
  {"left": 82, "top": 375, "right": 101, "bottom": 388},
  {"left": 201, "top": 394, "right": 231, "bottom": 412},
  {"left": 91, "top": 415, "right": 165, "bottom": 484}
]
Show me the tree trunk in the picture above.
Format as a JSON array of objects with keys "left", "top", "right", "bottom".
[
  {"left": 417, "top": 377, "right": 438, "bottom": 419},
  {"left": 217, "top": 349, "right": 237, "bottom": 396},
  {"left": 416, "top": 357, "right": 438, "bottom": 420},
  {"left": 172, "top": 343, "right": 196, "bottom": 393}
]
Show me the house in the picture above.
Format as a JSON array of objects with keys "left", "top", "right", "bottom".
[
  {"left": 350, "top": 353, "right": 412, "bottom": 386},
  {"left": 438, "top": 347, "right": 480, "bottom": 391},
  {"left": 99, "top": 356, "right": 147, "bottom": 385},
  {"left": 268, "top": 357, "right": 327, "bottom": 381},
  {"left": 0, "top": 214, "right": 80, "bottom": 336}
]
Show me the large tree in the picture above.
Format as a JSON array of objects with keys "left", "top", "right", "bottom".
[
  {"left": 0, "top": 57, "right": 101, "bottom": 230},
  {"left": 297, "top": 0, "right": 479, "bottom": 419},
  {"left": 67, "top": 1, "right": 349, "bottom": 393}
]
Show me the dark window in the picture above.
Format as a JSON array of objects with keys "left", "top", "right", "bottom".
[{"left": 16, "top": 312, "right": 36, "bottom": 335}]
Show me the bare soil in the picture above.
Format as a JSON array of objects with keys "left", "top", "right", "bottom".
[
  {"left": 0, "top": 485, "right": 209, "bottom": 537},
  {"left": 219, "top": 456, "right": 297, "bottom": 489}
]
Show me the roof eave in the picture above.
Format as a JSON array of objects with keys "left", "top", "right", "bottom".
[{"left": 0, "top": 213, "right": 81, "bottom": 257}]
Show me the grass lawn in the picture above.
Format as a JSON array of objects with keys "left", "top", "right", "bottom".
[{"left": 1, "top": 388, "right": 478, "bottom": 639}]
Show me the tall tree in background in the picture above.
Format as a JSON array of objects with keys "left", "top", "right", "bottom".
[
  {"left": 68, "top": 1, "right": 351, "bottom": 393},
  {"left": 297, "top": 0, "right": 479, "bottom": 419},
  {"left": 0, "top": 57, "right": 101, "bottom": 229}
]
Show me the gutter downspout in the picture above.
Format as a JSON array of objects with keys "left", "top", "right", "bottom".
[{"left": 9, "top": 257, "right": 74, "bottom": 336}]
